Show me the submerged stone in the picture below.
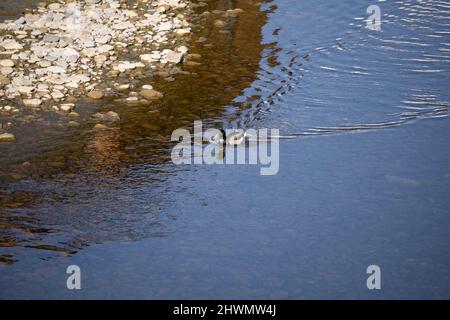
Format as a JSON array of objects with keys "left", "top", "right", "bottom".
[
  {"left": 22, "top": 98, "right": 42, "bottom": 107},
  {"left": 140, "top": 88, "right": 163, "bottom": 100},
  {"left": 67, "top": 121, "right": 80, "bottom": 127},
  {"left": 87, "top": 90, "right": 104, "bottom": 99},
  {"left": 93, "top": 123, "right": 108, "bottom": 130},
  {"left": 0, "top": 133, "right": 15, "bottom": 143}
]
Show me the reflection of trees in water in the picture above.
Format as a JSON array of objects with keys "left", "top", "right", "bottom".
[
  {"left": 0, "top": 163, "right": 174, "bottom": 264},
  {"left": 88, "top": 127, "right": 124, "bottom": 173},
  {"left": 0, "top": 0, "right": 270, "bottom": 264}
]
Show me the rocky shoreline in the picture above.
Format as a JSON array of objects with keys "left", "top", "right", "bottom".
[{"left": 0, "top": 0, "right": 195, "bottom": 142}]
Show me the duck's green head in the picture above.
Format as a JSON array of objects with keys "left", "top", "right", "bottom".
[
  {"left": 220, "top": 129, "right": 226, "bottom": 139},
  {"left": 212, "top": 129, "right": 226, "bottom": 144}
]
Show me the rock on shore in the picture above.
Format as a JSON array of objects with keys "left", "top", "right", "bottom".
[{"left": 0, "top": 0, "right": 191, "bottom": 114}]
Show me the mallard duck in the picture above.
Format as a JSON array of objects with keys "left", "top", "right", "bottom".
[{"left": 211, "top": 129, "right": 248, "bottom": 146}]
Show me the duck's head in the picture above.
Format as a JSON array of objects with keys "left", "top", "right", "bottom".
[
  {"left": 220, "top": 129, "right": 226, "bottom": 141},
  {"left": 212, "top": 129, "right": 226, "bottom": 145}
]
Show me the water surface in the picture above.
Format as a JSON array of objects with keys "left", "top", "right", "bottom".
[{"left": 1, "top": 0, "right": 450, "bottom": 299}]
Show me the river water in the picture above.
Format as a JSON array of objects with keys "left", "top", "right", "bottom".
[{"left": 1, "top": 0, "right": 450, "bottom": 299}]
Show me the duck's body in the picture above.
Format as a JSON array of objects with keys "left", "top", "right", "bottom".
[{"left": 211, "top": 129, "right": 247, "bottom": 146}]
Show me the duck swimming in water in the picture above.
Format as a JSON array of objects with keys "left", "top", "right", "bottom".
[
  {"left": 211, "top": 129, "right": 248, "bottom": 146},
  {"left": 210, "top": 129, "right": 296, "bottom": 146}
]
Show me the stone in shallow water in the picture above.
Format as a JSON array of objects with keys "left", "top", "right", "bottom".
[
  {"left": 67, "top": 121, "right": 80, "bottom": 127},
  {"left": 22, "top": 98, "right": 42, "bottom": 107},
  {"left": 104, "top": 111, "right": 120, "bottom": 122},
  {"left": 126, "top": 96, "right": 139, "bottom": 103},
  {"left": 140, "top": 88, "right": 163, "bottom": 100},
  {"left": 87, "top": 90, "right": 104, "bottom": 99},
  {"left": 60, "top": 103, "right": 74, "bottom": 112},
  {"left": 134, "top": 62, "right": 145, "bottom": 68},
  {"left": 227, "top": 8, "right": 244, "bottom": 15},
  {"left": 68, "top": 112, "right": 80, "bottom": 118},
  {"left": 176, "top": 46, "right": 188, "bottom": 54},
  {"left": 0, "top": 133, "right": 15, "bottom": 143},
  {"left": 94, "top": 123, "right": 108, "bottom": 130},
  {"left": 162, "top": 49, "right": 183, "bottom": 64},
  {"left": 117, "top": 84, "right": 130, "bottom": 91},
  {"left": 176, "top": 28, "right": 190, "bottom": 35},
  {"left": 214, "top": 19, "right": 226, "bottom": 28},
  {"left": 186, "top": 61, "right": 201, "bottom": 67}
]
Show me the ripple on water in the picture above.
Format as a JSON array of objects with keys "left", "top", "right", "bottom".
[{"left": 229, "top": 0, "right": 450, "bottom": 134}]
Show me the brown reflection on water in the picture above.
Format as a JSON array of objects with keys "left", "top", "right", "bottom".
[
  {"left": 87, "top": 127, "right": 125, "bottom": 174},
  {"left": 0, "top": 0, "right": 270, "bottom": 263}
]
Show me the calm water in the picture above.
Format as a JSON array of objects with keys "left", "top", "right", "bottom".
[{"left": 1, "top": 0, "right": 450, "bottom": 299}]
